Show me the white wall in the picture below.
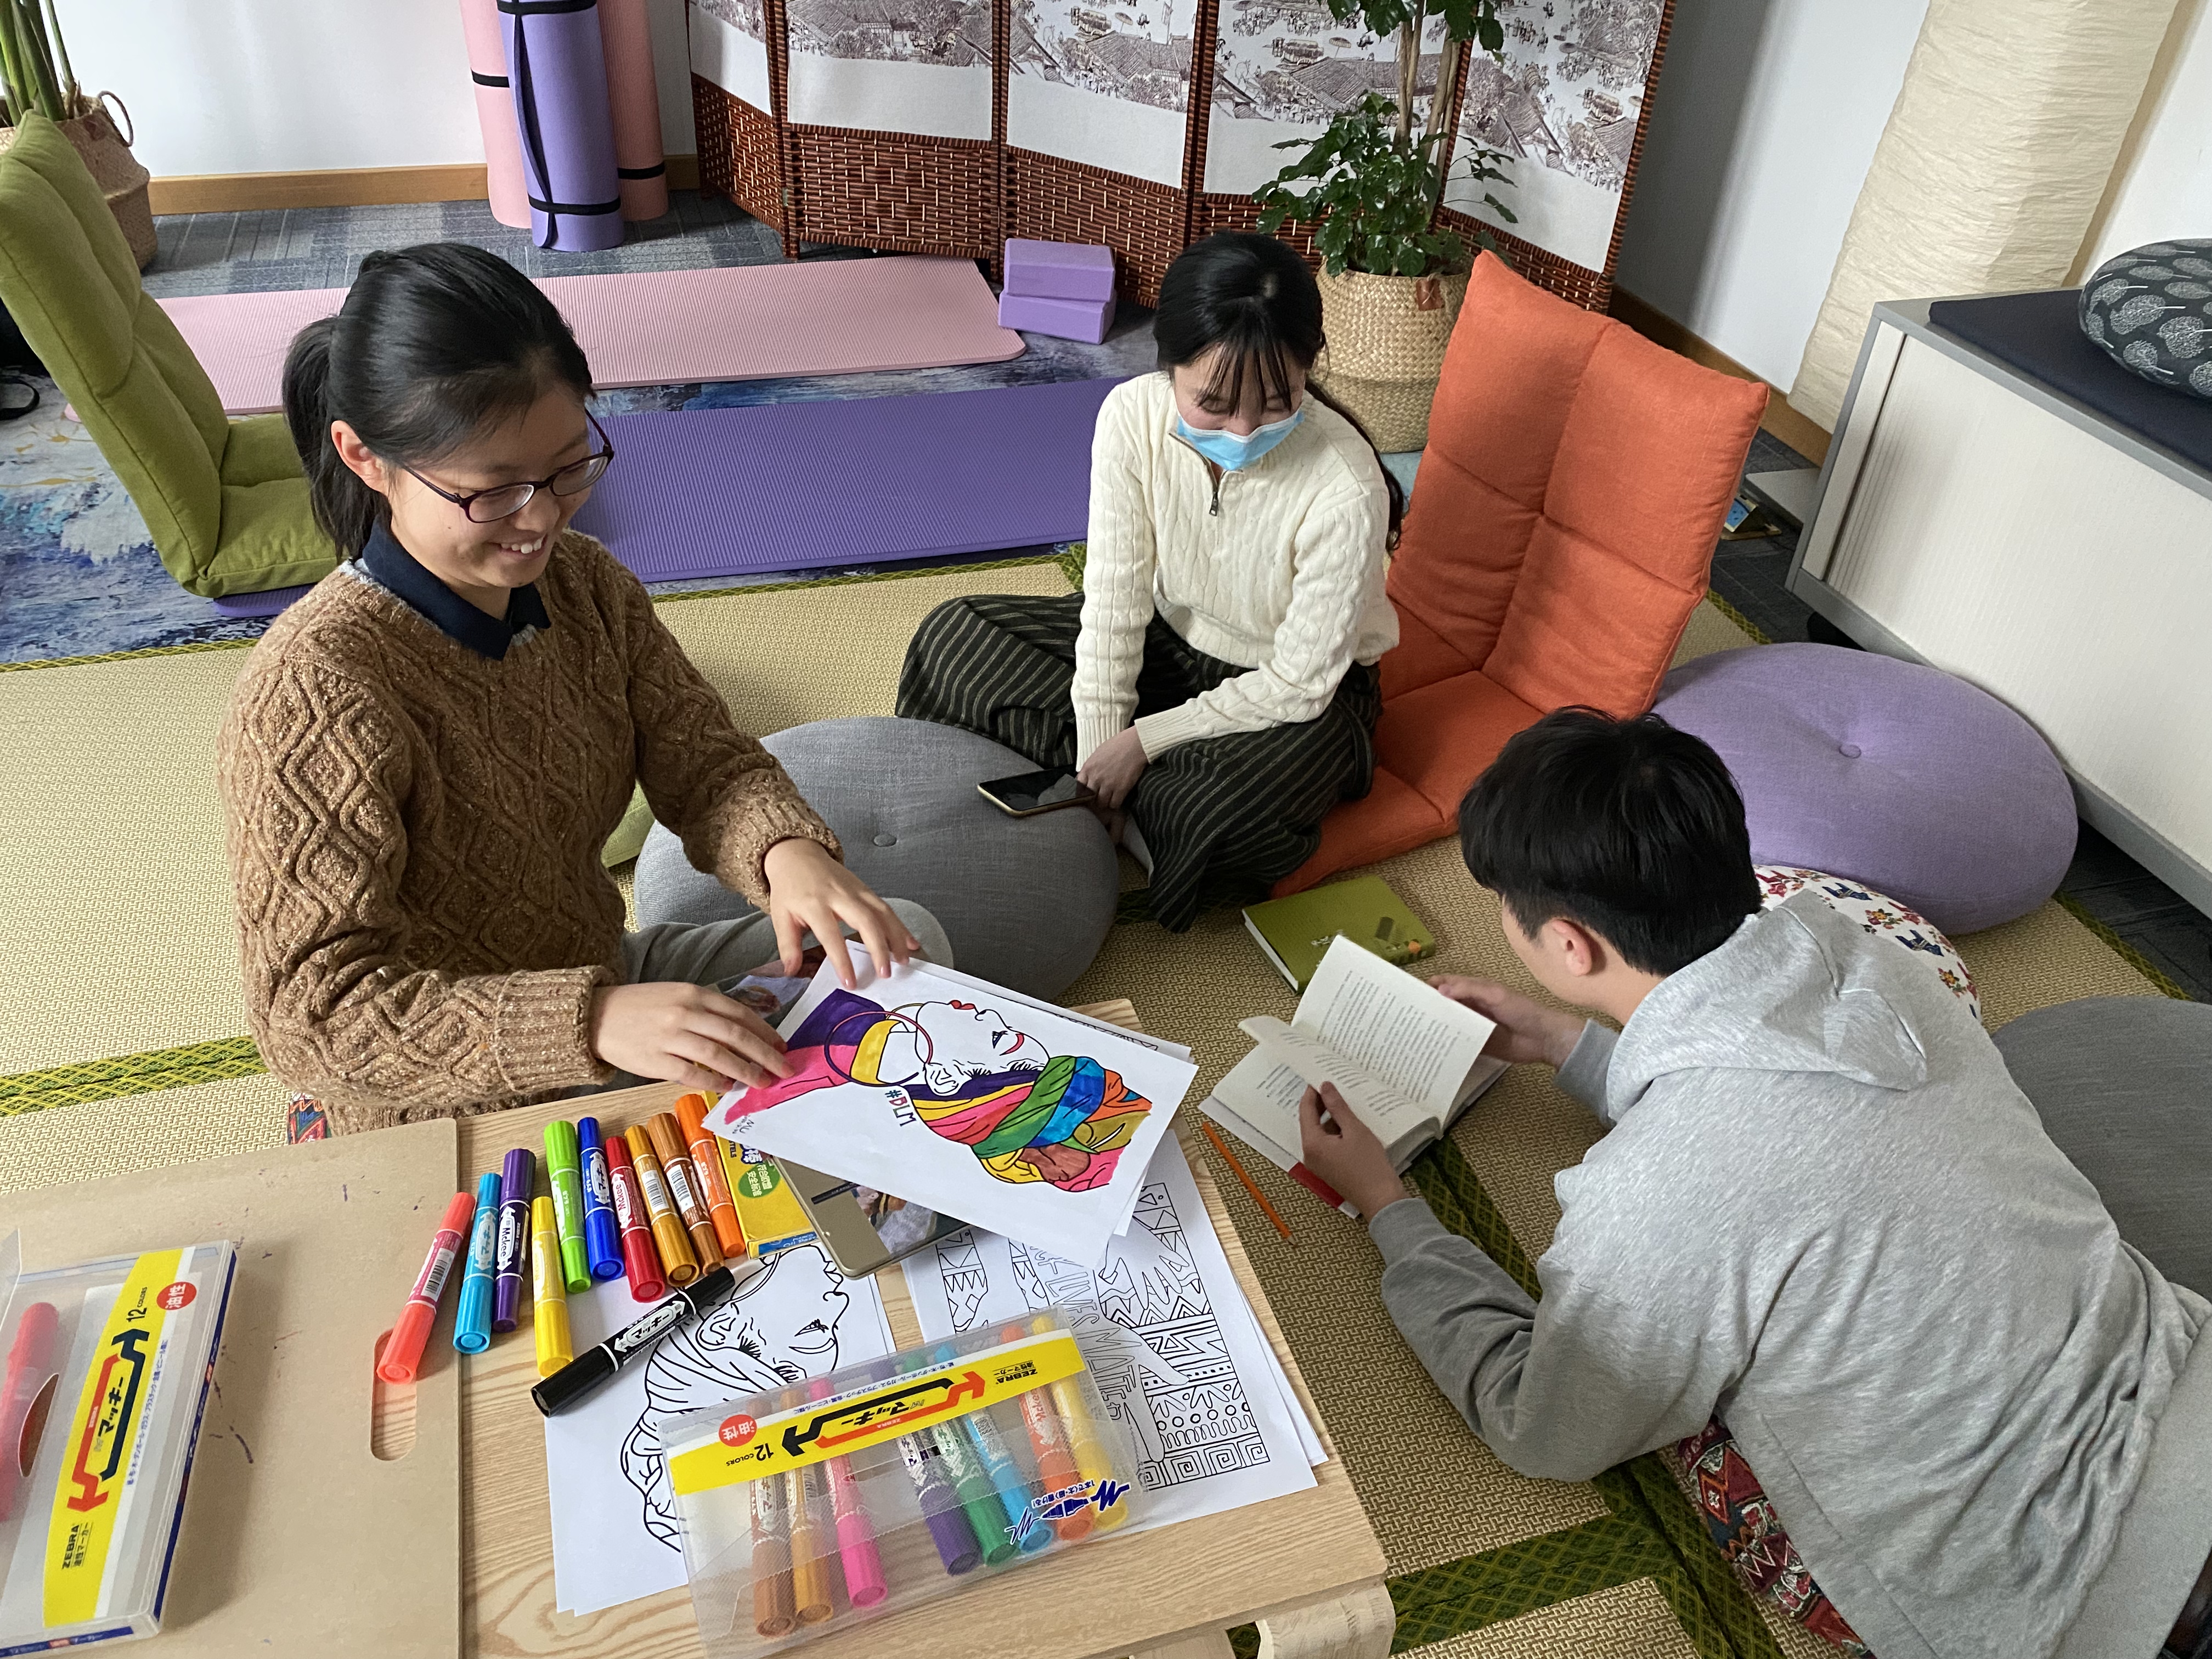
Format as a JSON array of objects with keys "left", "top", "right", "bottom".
[
  {"left": 1610, "top": 0, "right": 1928, "bottom": 390},
  {"left": 2076, "top": 0, "right": 2212, "bottom": 274},
  {"left": 55, "top": 0, "right": 697, "bottom": 179}
]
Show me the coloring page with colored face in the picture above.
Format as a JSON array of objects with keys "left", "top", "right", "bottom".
[
  {"left": 706, "top": 961, "right": 1198, "bottom": 1269},
  {"left": 901, "top": 1137, "right": 1319, "bottom": 1537},
  {"left": 545, "top": 1243, "right": 895, "bottom": 1615}
]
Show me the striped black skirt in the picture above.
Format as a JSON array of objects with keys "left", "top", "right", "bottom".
[{"left": 896, "top": 592, "right": 1381, "bottom": 932}]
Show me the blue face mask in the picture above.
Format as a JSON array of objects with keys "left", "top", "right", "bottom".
[{"left": 1175, "top": 405, "right": 1305, "bottom": 472}]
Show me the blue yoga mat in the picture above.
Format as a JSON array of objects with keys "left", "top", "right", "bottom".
[{"left": 571, "top": 378, "right": 1123, "bottom": 582}]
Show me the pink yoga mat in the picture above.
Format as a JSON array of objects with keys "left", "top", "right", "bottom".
[
  {"left": 459, "top": 0, "right": 531, "bottom": 229},
  {"left": 598, "top": 0, "right": 668, "bottom": 221},
  {"left": 163, "top": 257, "right": 1025, "bottom": 415}
]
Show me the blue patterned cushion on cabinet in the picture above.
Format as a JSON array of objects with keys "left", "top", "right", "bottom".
[{"left": 2079, "top": 238, "right": 2212, "bottom": 400}]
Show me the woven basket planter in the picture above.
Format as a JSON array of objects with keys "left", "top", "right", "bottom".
[
  {"left": 1312, "top": 263, "right": 1468, "bottom": 453},
  {"left": 1, "top": 98, "right": 155, "bottom": 270}
]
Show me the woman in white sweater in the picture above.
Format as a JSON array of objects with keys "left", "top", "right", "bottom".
[{"left": 898, "top": 234, "right": 1398, "bottom": 929}]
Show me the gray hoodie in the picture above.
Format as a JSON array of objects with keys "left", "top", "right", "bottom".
[{"left": 1372, "top": 890, "right": 2212, "bottom": 1659}]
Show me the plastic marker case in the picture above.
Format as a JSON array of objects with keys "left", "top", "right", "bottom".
[
  {"left": 0, "top": 1229, "right": 238, "bottom": 1651},
  {"left": 661, "top": 1314, "right": 1138, "bottom": 1654}
]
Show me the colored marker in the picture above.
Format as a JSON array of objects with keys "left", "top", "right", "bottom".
[
  {"left": 750, "top": 1475, "right": 796, "bottom": 1637},
  {"left": 678, "top": 1092, "right": 746, "bottom": 1257},
  {"left": 493, "top": 1147, "right": 534, "bottom": 1333},
  {"left": 808, "top": 1376, "right": 887, "bottom": 1606},
  {"left": 379, "top": 1190, "right": 475, "bottom": 1385},
  {"left": 531, "top": 1195, "right": 572, "bottom": 1378},
  {"left": 577, "top": 1117, "right": 625, "bottom": 1282},
  {"left": 1032, "top": 1314, "right": 1126, "bottom": 1531},
  {"left": 904, "top": 1350, "right": 1018, "bottom": 1564},
  {"left": 625, "top": 1124, "right": 699, "bottom": 1288},
  {"left": 544, "top": 1119, "right": 592, "bottom": 1294},
  {"left": 891, "top": 1374, "right": 984, "bottom": 1575},
  {"left": 453, "top": 1172, "right": 501, "bottom": 1355},
  {"left": 2, "top": 1300, "right": 59, "bottom": 1521},
  {"left": 532, "top": 1266, "right": 737, "bottom": 1415},
  {"left": 933, "top": 1343, "right": 1042, "bottom": 1554},
  {"left": 1001, "top": 1321, "right": 1088, "bottom": 1541},
  {"left": 606, "top": 1134, "right": 665, "bottom": 1303},
  {"left": 648, "top": 1110, "right": 724, "bottom": 1274},
  {"left": 787, "top": 1462, "right": 837, "bottom": 1623}
]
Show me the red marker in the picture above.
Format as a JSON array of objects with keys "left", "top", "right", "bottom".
[
  {"left": 2, "top": 1300, "right": 59, "bottom": 1521},
  {"left": 380, "top": 1192, "right": 477, "bottom": 1385},
  {"left": 606, "top": 1133, "right": 667, "bottom": 1303}
]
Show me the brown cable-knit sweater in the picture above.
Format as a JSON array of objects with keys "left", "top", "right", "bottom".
[{"left": 217, "top": 531, "right": 839, "bottom": 1133}]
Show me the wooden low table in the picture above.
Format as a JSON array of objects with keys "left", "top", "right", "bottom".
[{"left": 459, "top": 1002, "right": 1389, "bottom": 1659}]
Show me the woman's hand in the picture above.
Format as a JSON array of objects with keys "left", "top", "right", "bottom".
[
  {"left": 763, "top": 837, "right": 919, "bottom": 988},
  {"left": 1077, "top": 727, "right": 1148, "bottom": 811},
  {"left": 589, "top": 981, "right": 793, "bottom": 1091},
  {"left": 1297, "top": 1084, "right": 1408, "bottom": 1220},
  {"left": 1430, "top": 975, "right": 1585, "bottom": 1068}
]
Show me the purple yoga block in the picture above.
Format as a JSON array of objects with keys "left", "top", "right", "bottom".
[
  {"left": 999, "top": 290, "right": 1115, "bottom": 344},
  {"left": 503, "top": 0, "right": 624, "bottom": 252},
  {"left": 1003, "top": 238, "right": 1116, "bottom": 302}
]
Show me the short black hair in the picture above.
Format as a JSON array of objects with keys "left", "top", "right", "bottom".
[{"left": 1459, "top": 709, "right": 1760, "bottom": 975}]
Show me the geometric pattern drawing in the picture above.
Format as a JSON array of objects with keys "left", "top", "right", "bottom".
[{"left": 932, "top": 1178, "right": 1272, "bottom": 1491}]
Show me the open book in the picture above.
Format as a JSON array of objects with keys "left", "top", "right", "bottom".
[{"left": 1202, "top": 935, "right": 1507, "bottom": 1209}]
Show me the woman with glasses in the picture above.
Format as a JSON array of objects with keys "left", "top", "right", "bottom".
[{"left": 218, "top": 242, "right": 945, "bottom": 1135}]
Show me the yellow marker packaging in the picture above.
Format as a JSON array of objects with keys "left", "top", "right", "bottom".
[{"left": 0, "top": 1230, "right": 238, "bottom": 1649}]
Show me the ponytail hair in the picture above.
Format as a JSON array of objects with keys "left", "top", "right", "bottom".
[
  {"left": 1154, "top": 231, "right": 1404, "bottom": 539},
  {"left": 281, "top": 242, "right": 593, "bottom": 558}
]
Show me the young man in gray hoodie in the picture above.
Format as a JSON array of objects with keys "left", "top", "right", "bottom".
[{"left": 1298, "top": 709, "right": 2211, "bottom": 1659}]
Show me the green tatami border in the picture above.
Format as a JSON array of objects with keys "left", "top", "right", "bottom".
[
  {"left": 0, "top": 1036, "right": 267, "bottom": 1116},
  {"left": 0, "top": 548, "right": 1085, "bottom": 675}
]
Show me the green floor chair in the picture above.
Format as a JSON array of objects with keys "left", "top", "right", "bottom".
[{"left": 0, "top": 115, "right": 333, "bottom": 597}]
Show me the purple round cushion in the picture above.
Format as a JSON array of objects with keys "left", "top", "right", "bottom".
[{"left": 1655, "top": 644, "right": 2076, "bottom": 934}]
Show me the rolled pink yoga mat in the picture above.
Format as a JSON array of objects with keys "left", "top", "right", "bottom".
[
  {"left": 459, "top": 0, "right": 529, "bottom": 229},
  {"left": 597, "top": 0, "right": 668, "bottom": 222}
]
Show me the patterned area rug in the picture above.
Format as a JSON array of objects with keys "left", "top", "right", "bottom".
[{"left": 0, "top": 569, "right": 2175, "bottom": 1658}]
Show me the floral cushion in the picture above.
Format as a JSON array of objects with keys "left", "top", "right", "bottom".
[{"left": 1757, "top": 866, "right": 1979, "bottom": 1022}]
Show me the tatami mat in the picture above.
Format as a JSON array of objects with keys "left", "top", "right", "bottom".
[{"left": 0, "top": 573, "right": 2171, "bottom": 1657}]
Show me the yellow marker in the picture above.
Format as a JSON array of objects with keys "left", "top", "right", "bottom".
[
  {"left": 1032, "top": 1316, "right": 1127, "bottom": 1531},
  {"left": 531, "top": 1195, "right": 572, "bottom": 1378},
  {"left": 626, "top": 1124, "right": 699, "bottom": 1287}
]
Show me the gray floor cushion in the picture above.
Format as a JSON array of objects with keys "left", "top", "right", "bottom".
[
  {"left": 634, "top": 715, "right": 1118, "bottom": 1000},
  {"left": 1994, "top": 995, "right": 2212, "bottom": 1296}
]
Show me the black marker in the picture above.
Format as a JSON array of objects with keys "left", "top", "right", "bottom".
[{"left": 531, "top": 1265, "right": 737, "bottom": 1417}]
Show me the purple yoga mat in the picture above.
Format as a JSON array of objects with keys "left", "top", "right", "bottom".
[
  {"left": 571, "top": 379, "right": 1122, "bottom": 581},
  {"left": 209, "top": 583, "right": 314, "bottom": 618},
  {"left": 501, "top": 0, "right": 624, "bottom": 252}
]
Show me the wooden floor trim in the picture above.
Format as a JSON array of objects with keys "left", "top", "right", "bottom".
[
  {"left": 1607, "top": 286, "right": 1833, "bottom": 465},
  {"left": 148, "top": 154, "right": 702, "bottom": 217}
]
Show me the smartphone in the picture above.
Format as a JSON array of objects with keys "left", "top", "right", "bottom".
[
  {"left": 777, "top": 1157, "right": 969, "bottom": 1276},
  {"left": 977, "top": 766, "right": 1097, "bottom": 817}
]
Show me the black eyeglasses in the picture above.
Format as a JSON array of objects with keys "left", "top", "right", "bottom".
[{"left": 403, "top": 410, "right": 616, "bottom": 523}]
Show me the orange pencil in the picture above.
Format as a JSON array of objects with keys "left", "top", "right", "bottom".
[{"left": 1200, "top": 1120, "right": 1294, "bottom": 1245}]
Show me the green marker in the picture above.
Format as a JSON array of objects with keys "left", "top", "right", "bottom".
[
  {"left": 902, "top": 1352, "right": 1018, "bottom": 1564},
  {"left": 543, "top": 1119, "right": 592, "bottom": 1293}
]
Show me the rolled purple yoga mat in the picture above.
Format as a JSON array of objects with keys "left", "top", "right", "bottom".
[{"left": 499, "top": 0, "right": 624, "bottom": 252}]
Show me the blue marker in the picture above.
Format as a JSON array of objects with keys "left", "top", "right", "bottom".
[
  {"left": 932, "top": 1342, "right": 1045, "bottom": 1554},
  {"left": 452, "top": 1171, "right": 501, "bottom": 1354},
  {"left": 577, "top": 1117, "right": 624, "bottom": 1282}
]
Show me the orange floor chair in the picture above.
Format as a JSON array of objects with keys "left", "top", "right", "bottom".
[{"left": 1278, "top": 253, "right": 1770, "bottom": 895}]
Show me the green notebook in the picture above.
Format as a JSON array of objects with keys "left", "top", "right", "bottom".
[{"left": 1242, "top": 876, "right": 1434, "bottom": 991}]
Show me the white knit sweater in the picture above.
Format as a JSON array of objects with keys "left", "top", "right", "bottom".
[{"left": 1071, "top": 372, "right": 1398, "bottom": 764}]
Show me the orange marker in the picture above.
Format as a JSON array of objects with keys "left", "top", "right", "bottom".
[
  {"left": 379, "top": 1191, "right": 476, "bottom": 1384},
  {"left": 999, "top": 1321, "right": 1090, "bottom": 1542},
  {"left": 676, "top": 1092, "right": 746, "bottom": 1257},
  {"left": 648, "top": 1110, "right": 724, "bottom": 1272},
  {"left": 625, "top": 1124, "right": 699, "bottom": 1286}
]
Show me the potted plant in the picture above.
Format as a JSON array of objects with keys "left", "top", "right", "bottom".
[
  {"left": 0, "top": 0, "right": 155, "bottom": 269},
  {"left": 1252, "top": 0, "right": 1516, "bottom": 452}
]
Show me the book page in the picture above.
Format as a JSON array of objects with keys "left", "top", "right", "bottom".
[
  {"left": 1237, "top": 1016, "right": 1428, "bottom": 1157},
  {"left": 1295, "top": 935, "right": 1497, "bottom": 1118},
  {"left": 1203, "top": 1047, "right": 1314, "bottom": 1166}
]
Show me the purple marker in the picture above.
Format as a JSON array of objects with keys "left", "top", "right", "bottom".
[
  {"left": 493, "top": 1147, "right": 534, "bottom": 1333},
  {"left": 895, "top": 1418, "right": 981, "bottom": 1575}
]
